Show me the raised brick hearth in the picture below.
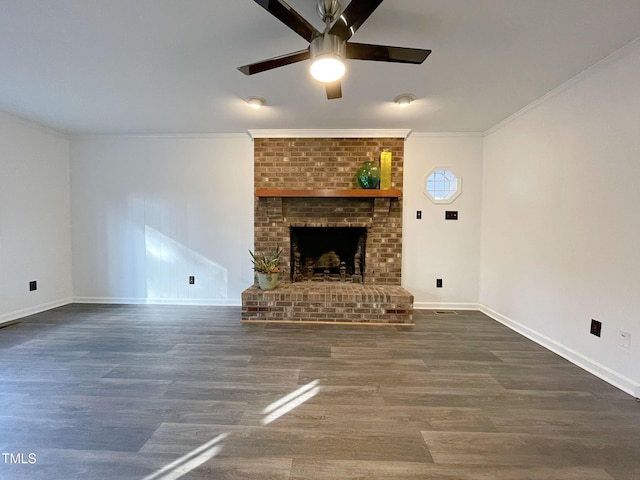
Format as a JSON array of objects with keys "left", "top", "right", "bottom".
[
  {"left": 242, "top": 136, "right": 414, "bottom": 324},
  {"left": 242, "top": 283, "right": 414, "bottom": 324}
]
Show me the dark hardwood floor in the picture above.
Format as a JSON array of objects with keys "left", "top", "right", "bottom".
[{"left": 0, "top": 304, "right": 638, "bottom": 479}]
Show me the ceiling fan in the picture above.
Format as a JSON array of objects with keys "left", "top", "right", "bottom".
[{"left": 238, "top": 0, "right": 431, "bottom": 99}]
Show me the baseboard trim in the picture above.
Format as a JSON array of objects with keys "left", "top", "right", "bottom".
[
  {"left": 72, "top": 297, "right": 241, "bottom": 307},
  {"left": 479, "top": 304, "right": 639, "bottom": 397},
  {"left": 0, "top": 298, "right": 73, "bottom": 325},
  {"left": 414, "top": 302, "right": 481, "bottom": 311}
]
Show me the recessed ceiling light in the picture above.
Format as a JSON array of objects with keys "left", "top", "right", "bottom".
[
  {"left": 246, "top": 96, "right": 266, "bottom": 109},
  {"left": 394, "top": 93, "right": 416, "bottom": 107}
]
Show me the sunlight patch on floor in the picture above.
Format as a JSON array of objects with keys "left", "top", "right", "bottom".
[
  {"left": 142, "top": 432, "right": 229, "bottom": 480},
  {"left": 261, "top": 380, "right": 321, "bottom": 425}
]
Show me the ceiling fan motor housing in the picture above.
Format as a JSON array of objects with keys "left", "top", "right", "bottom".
[{"left": 310, "top": 33, "right": 346, "bottom": 61}]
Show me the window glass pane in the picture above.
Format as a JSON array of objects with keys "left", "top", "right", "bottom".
[{"left": 424, "top": 168, "right": 461, "bottom": 204}]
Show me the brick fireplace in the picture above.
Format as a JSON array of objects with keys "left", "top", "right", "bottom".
[{"left": 241, "top": 136, "right": 414, "bottom": 324}]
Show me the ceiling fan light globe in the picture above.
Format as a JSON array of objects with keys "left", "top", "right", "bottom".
[{"left": 310, "top": 55, "right": 345, "bottom": 83}]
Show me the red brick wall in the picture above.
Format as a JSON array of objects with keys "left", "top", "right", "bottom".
[{"left": 254, "top": 137, "right": 404, "bottom": 285}]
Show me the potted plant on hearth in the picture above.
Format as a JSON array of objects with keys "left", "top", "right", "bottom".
[{"left": 249, "top": 246, "right": 283, "bottom": 290}]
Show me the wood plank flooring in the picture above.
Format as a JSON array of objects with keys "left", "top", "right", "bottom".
[{"left": 0, "top": 305, "right": 638, "bottom": 479}]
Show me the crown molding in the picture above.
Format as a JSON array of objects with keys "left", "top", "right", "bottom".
[
  {"left": 73, "top": 132, "right": 248, "bottom": 140},
  {"left": 247, "top": 129, "right": 412, "bottom": 140},
  {"left": 410, "top": 132, "right": 484, "bottom": 138}
]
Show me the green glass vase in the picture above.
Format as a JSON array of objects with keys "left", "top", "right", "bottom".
[{"left": 356, "top": 161, "right": 380, "bottom": 189}]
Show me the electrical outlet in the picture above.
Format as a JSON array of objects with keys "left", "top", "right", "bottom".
[
  {"left": 445, "top": 211, "right": 458, "bottom": 220},
  {"left": 189, "top": 276, "right": 195, "bottom": 285},
  {"left": 29, "top": 281, "right": 37, "bottom": 291},
  {"left": 590, "top": 319, "right": 602, "bottom": 337},
  {"left": 436, "top": 278, "right": 443, "bottom": 288},
  {"left": 416, "top": 210, "right": 422, "bottom": 219},
  {"left": 619, "top": 331, "right": 631, "bottom": 349}
]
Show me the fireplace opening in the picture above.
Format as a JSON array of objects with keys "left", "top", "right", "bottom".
[{"left": 290, "top": 227, "right": 367, "bottom": 283}]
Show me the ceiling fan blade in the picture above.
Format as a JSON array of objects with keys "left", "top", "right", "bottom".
[
  {"left": 254, "top": 0, "right": 320, "bottom": 42},
  {"left": 325, "top": 81, "right": 342, "bottom": 99},
  {"left": 238, "top": 49, "right": 310, "bottom": 75},
  {"left": 328, "top": 0, "right": 384, "bottom": 41},
  {"left": 346, "top": 42, "right": 431, "bottom": 64}
]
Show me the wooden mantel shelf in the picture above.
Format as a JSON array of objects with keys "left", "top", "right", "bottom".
[{"left": 255, "top": 188, "right": 402, "bottom": 198}]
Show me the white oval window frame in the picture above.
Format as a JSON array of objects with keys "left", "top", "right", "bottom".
[{"left": 423, "top": 167, "right": 462, "bottom": 204}]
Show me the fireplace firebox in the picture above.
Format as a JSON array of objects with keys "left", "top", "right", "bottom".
[{"left": 290, "top": 226, "right": 367, "bottom": 283}]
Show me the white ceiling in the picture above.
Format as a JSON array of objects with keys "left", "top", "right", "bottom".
[{"left": 1, "top": 0, "right": 639, "bottom": 135}]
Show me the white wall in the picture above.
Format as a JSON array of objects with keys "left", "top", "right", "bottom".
[
  {"left": 480, "top": 40, "right": 640, "bottom": 395},
  {"left": 403, "top": 134, "right": 483, "bottom": 308},
  {"left": 70, "top": 135, "right": 254, "bottom": 305},
  {"left": 0, "top": 112, "right": 72, "bottom": 324}
]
